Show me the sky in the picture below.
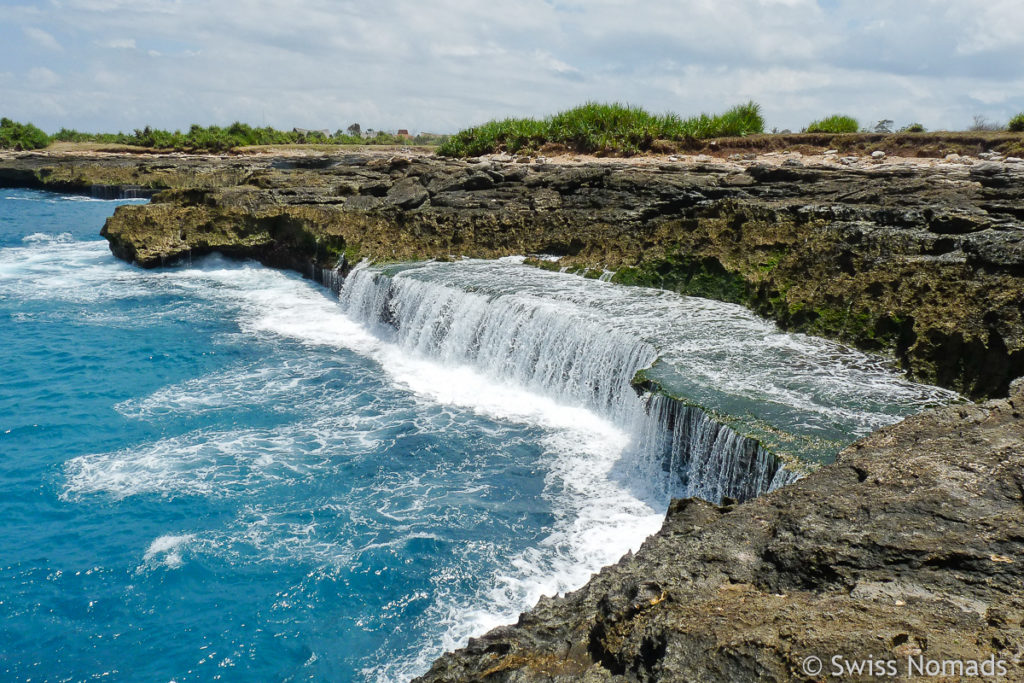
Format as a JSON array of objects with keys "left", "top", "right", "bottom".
[{"left": 1, "top": 0, "right": 1023, "bottom": 135}]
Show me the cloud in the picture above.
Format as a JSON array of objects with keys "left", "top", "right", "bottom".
[
  {"left": 533, "top": 50, "right": 582, "bottom": 78},
  {"left": 100, "top": 38, "right": 136, "bottom": 49},
  {"left": 0, "top": 0, "right": 1021, "bottom": 134},
  {"left": 27, "top": 66, "right": 62, "bottom": 88},
  {"left": 22, "top": 26, "right": 62, "bottom": 51}
]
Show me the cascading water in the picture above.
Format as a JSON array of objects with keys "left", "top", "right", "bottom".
[
  {"left": 339, "top": 264, "right": 655, "bottom": 421},
  {"left": 635, "top": 396, "right": 797, "bottom": 502},
  {"left": 331, "top": 258, "right": 951, "bottom": 504},
  {"left": 90, "top": 184, "right": 156, "bottom": 200},
  {"left": 1, "top": 189, "right": 961, "bottom": 682},
  {"left": 337, "top": 264, "right": 774, "bottom": 502}
]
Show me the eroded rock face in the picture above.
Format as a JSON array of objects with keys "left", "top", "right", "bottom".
[
  {"left": 417, "top": 386, "right": 1024, "bottom": 682},
  {"left": 2, "top": 150, "right": 1023, "bottom": 397}
]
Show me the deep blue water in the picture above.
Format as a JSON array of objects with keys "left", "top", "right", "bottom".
[{"left": 0, "top": 190, "right": 664, "bottom": 682}]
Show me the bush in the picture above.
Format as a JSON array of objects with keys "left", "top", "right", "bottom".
[
  {"left": 969, "top": 115, "right": 1003, "bottom": 132},
  {"left": 900, "top": 123, "right": 926, "bottom": 133},
  {"left": 1009, "top": 113, "right": 1024, "bottom": 133},
  {"left": 0, "top": 117, "right": 50, "bottom": 150},
  {"left": 438, "top": 101, "right": 764, "bottom": 157},
  {"left": 804, "top": 115, "right": 859, "bottom": 134},
  {"left": 45, "top": 122, "right": 418, "bottom": 152}
]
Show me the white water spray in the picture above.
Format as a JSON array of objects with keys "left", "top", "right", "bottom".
[{"left": 336, "top": 261, "right": 798, "bottom": 503}]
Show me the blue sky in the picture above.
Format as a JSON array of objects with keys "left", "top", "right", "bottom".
[{"left": 1, "top": 0, "right": 1022, "bottom": 134}]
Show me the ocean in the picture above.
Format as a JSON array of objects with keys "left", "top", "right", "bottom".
[{"left": 0, "top": 189, "right": 953, "bottom": 682}]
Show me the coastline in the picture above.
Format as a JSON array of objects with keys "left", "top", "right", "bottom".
[{"left": 2, "top": 144, "right": 1022, "bottom": 679}]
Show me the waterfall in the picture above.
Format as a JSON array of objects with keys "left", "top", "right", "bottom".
[
  {"left": 331, "top": 263, "right": 792, "bottom": 504},
  {"left": 635, "top": 395, "right": 798, "bottom": 502},
  {"left": 90, "top": 184, "right": 156, "bottom": 200}
]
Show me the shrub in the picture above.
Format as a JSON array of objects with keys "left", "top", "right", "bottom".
[
  {"left": 43, "top": 122, "right": 417, "bottom": 152},
  {"left": 969, "top": 114, "right": 1003, "bottom": 132},
  {"left": 1009, "top": 113, "right": 1024, "bottom": 133},
  {"left": 438, "top": 101, "right": 764, "bottom": 157},
  {"left": 804, "top": 115, "right": 859, "bottom": 134},
  {"left": 0, "top": 117, "right": 50, "bottom": 150},
  {"left": 900, "top": 123, "right": 926, "bottom": 133}
]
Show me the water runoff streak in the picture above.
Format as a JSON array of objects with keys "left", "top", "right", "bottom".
[{"left": 334, "top": 257, "right": 956, "bottom": 504}]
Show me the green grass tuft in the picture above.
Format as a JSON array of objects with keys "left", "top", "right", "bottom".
[
  {"left": 804, "top": 114, "right": 859, "bottom": 134},
  {"left": 438, "top": 101, "right": 764, "bottom": 157},
  {"left": 1009, "top": 113, "right": 1024, "bottom": 133},
  {"left": 0, "top": 117, "right": 51, "bottom": 150}
]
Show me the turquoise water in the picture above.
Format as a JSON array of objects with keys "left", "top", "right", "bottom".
[{"left": 0, "top": 190, "right": 666, "bottom": 681}]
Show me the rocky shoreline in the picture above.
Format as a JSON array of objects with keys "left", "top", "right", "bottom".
[
  {"left": 2, "top": 148, "right": 1022, "bottom": 680},
  {"left": 4, "top": 147, "right": 1021, "bottom": 398},
  {"left": 419, "top": 380, "right": 1024, "bottom": 682}
]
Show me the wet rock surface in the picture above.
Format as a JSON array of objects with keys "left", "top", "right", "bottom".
[{"left": 418, "top": 384, "right": 1024, "bottom": 682}]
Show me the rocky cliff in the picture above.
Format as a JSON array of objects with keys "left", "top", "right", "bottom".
[{"left": 5, "top": 149, "right": 1019, "bottom": 398}]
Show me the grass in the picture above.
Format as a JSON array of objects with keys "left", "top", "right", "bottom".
[
  {"left": 50, "top": 122, "right": 432, "bottom": 152},
  {"left": 0, "top": 118, "right": 50, "bottom": 150},
  {"left": 1, "top": 119, "right": 444, "bottom": 153},
  {"left": 804, "top": 115, "right": 859, "bottom": 134},
  {"left": 437, "top": 101, "right": 765, "bottom": 157}
]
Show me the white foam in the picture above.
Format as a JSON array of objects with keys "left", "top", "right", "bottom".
[
  {"left": 36, "top": 249, "right": 955, "bottom": 682},
  {"left": 47, "top": 255, "right": 663, "bottom": 680},
  {"left": 22, "top": 231, "right": 75, "bottom": 244},
  {"left": 116, "top": 360, "right": 322, "bottom": 419},
  {"left": 62, "top": 419, "right": 354, "bottom": 501},
  {"left": 143, "top": 534, "right": 194, "bottom": 569}
]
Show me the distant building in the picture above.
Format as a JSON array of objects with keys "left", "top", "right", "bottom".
[{"left": 396, "top": 129, "right": 412, "bottom": 139}]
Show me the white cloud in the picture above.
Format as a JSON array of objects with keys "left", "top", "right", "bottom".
[
  {"left": 22, "top": 26, "right": 62, "bottom": 51},
  {"left": 0, "top": 0, "right": 1021, "bottom": 133},
  {"left": 533, "top": 50, "right": 581, "bottom": 77},
  {"left": 100, "top": 38, "right": 136, "bottom": 49},
  {"left": 27, "top": 66, "right": 62, "bottom": 88}
]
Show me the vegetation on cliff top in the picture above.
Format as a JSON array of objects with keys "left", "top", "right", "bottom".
[
  {"left": 0, "top": 118, "right": 50, "bottom": 150},
  {"left": 804, "top": 114, "right": 859, "bottom": 134},
  {"left": 1, "top": 119, "right": 443, "bottom": 152},
  {"left": 437, "top": 101, "right": 765, "bottom": 157},
  {"left": 50, "top": 123, "right": 435, "bottom": 152},
  {"left": 1009, "top": 113, "right": 1024, "bottom": 133}
]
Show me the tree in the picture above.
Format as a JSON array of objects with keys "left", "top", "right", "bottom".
[
  {"left": 347, "top": 123, "right": 361, "bottom": 137},
  {"left": 873, "top": 119, "right": 893, "bottom": 134}
]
